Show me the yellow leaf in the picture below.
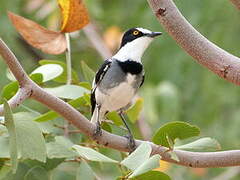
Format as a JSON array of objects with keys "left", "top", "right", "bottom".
[
  {"left": 154, "top": 160, "right": 171, "bottom": 172},
  {"left": 8, "top": 12, "right": 67, "bottom": 55},
  {"left": 58, "top": 0, "right": 89, "bottom": 33}
]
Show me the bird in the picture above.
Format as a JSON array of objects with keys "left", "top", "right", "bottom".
[{"left": 90, "top": 27, "right": 162, "bottom": 150}]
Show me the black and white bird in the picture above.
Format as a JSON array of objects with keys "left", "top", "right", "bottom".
[{"left": 91, "top": 27, "right": 162, "bottom": 150}]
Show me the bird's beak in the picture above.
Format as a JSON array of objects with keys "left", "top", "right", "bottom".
[{"left": 146, "top": 32, "right": 162, "bottom": 38}]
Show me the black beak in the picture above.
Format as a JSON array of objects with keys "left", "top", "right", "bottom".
[{"left": 146, "top": 32, "right": 162, "bottom": 38}]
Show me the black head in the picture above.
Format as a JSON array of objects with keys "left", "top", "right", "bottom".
[{"left": 119, "top": 28, "right": 162, "bottom": 48}]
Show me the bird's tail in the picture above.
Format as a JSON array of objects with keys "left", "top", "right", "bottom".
[{"left": 91, "top": 107, "right": 104, "bottom": 124}]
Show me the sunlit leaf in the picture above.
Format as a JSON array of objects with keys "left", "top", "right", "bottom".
[
  {"left": 72, "top": 145, "right": 118, "bottom": 163},
  {"left": 39, "top": 60, "right": 79, "bottom": 83},
  {"left": 58, "top": 0, "right": 89, "bottom": 32},
  {"left": 129, "top": 154, "right": 161, "bottom": 178},
  {"left": 175, "top": 137, "right": 221, "bottom": 152},
  {"left": 31, "top": 64, "right": 63, "bottom": 82},
  {"left": 8, "top": 12, "right": 67, "bottom": 54},
  {"left": 152, "top": 121, "right": 200, "bottom": 148},
  {"left": 126, "top": 98, "right": 144, "bottom": 123},
  {"left": 81, "top": 61, "right": 95, "bottom": 83},
  {"left": 133, "top": 171, "right": 171, "bottom": 180},
  {"left": 154, "top": 160, "right": 171, "bottom": 172},
  {"left": 3, "top": 99, "right": 18, "bottom": 173},
  {"left": 44, "top": 85, "right": 89, "bottom": 99},
  {"left": 121, "top": 142, "right": 152, "bottom": 171}
]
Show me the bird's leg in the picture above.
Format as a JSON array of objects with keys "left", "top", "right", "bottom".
[
  {"left": 119, "top": 112, "right": 136, "bottom": 152},
  {"left": 93, "top": 104, "right": 102, "bottom": 138}
]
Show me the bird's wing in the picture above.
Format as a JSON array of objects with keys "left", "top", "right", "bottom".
[{"left": 91, "top": 59, "right": 112, "bottom": 114}]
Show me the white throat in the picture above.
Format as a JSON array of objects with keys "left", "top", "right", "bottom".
[{"left": 112, "top": 37, "right": 153, "bottom": 62}]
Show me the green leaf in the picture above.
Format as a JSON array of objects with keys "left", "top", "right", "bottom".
[
  {"left": 126, "top": 98, "right": 144, "bottom": 123},
  {"left": 121, "top": 142, "right": 152, "bottom": 171},
  {"left": 30, "top": 73, "right": 43, "bottom": 84},
  {"left": 129, "top": 154, "right": 161, "bottom": 178},
  {"left": 31, "top": 64, "right": 63, "bottom": 82},
  {"left": 44, "top": 85, "right": 89, "bottom": 99},
  {"left": 175, "top": 137, "right": 221, "bottom": 152},
  {"left": 106, "top": 111, "right": 123, "bottom": 126},
  {"left": 46, "top": 136, "right": 77, "bottom": 159},
  {"left": 152, "top": 121, "right": 200, "bottom": 148},
  {"left": 76, "top": 161, "right": 95, "bottom": 180},
  {"left": 24, "top": 166, "right": 49, "bottom": 180},
  {"left": 0, "top": 137, "right": 10, "bottom": 158},
  {"left": 6, "top": 68, "right": 16, "bottom": 81},
  {"left": 102, "top": 122, "right": 112, "bottom": 133},
  {"left": 34, "top": 97, "right": 86, "bottom": 122},
  {"left": 39, "top": 60, "right": 79, "bottom": 83},
  {"left": 14, "top": 112, "right": 47, "bottom": 162},
  {"left": 0, "top": 81, "right": 18, "bottom": 102},
  {"left": 81, "top": 61, "right": 95, "bottom": 83},
  {"left": 133, "top": 171, "right": 171, "bottom": 180},
  {"left": 3, "top": 99, "right": 18, "bottom": 173},
  {"left": 72, "top": 145, "right": 118, "bottom": 163},
  {"left": 79, "top": 82, "right": 92, "bottom": 90}
]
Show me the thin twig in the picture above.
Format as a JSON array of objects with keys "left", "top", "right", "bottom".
[{"left": 65, "top": 33, "right": 72, "bottom": 85}]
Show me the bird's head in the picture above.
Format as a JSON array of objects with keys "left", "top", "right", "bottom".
[{"left": 113, "top": 28, "right": 162, "bottom": 62}]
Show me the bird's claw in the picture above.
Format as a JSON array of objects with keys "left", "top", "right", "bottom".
[
  {"left": 124, "top": 134, "right": 136, "bottom": 153},
  {"left": 93, "top": 122, "right": 102, "bottom": 139}
]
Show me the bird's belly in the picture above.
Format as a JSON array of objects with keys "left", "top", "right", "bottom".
[{"left": 96, "top": 82, "right": 135, "bottom": 112}]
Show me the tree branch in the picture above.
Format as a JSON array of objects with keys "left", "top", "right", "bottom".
[
  {"left": 1, "top": 38, "right": 240, "bottom": 168},
  {"left": 147, "top": 0, "right": 240, "bottom": 86},
  {"left": 230, "top": 0, "right": 240, "bottom": 9}
]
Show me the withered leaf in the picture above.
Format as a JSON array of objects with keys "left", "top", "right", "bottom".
[
  {"left": 58, "top": 0, "right": 89, "bottom": 33},
  {"left": 8, "top": 12, "right": 67, "bottom": 55}
]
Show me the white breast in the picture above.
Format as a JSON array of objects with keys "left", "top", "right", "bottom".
[{"left": 95, "top": 74, "right": 136, "bottom": 112}]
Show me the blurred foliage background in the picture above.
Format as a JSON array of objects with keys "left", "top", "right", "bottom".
[{"left": 1, "top": 0, "right": 240, "bottom": 179}]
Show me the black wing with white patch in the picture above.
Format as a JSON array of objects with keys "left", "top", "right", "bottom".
[{"left": 91, "top": 60, "right": 112, "bottom": 114}]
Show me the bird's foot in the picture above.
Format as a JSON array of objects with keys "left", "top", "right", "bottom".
[
  {"left": 93, "top": 121, "right": 102, "bottom": 139},
  {"left": 124, "top": 134, "right": 136, "bottom": 153}
]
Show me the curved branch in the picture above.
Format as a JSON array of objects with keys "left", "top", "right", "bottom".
[
  {"left": 1, "top": 38, "right": 240, "bottom": 167},
  {"left": 147, "top": 0, "right": 240, "bottom": 86},
  {"left": 230, "top": 0, "right": 240, "bottom": 9}
]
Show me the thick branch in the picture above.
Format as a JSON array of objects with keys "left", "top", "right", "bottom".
[
  {"left": 147, "top": 0, "right": 240, "bottom": 85},
  {"left": 1, "top": 38, "right": 240, "bottom": 167},
  {"left": 230, "top": 0, "right": 240, "bottom": 9}
]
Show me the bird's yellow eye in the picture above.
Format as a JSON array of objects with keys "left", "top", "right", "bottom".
[{"left": 133, "top": 30, "right": 139, "bottom": 35}]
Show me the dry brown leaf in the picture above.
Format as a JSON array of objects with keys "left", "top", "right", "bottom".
[
  {"left": 8, "top": 12, "right": 67, "bottom": 55},
  {"left": 103, "top": 26, "right": 122, "bottom": 51},
  {"left": 58, "top": 0, "right": 89, "bottom": 33}
]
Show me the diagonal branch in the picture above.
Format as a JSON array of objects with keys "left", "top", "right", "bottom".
[
  {"left": 147, "top": 0, "right": 240, "bottom": 86},
  {"left": 1, "top": 38, "right": 240, "bottom": 168},
  {"left": 230, "top": 0, "right": 240, "bottom": 9}
]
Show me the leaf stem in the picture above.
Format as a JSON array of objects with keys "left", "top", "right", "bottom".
[{"left": 65, "top": 33, "right": 72, "bottom": 85}]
